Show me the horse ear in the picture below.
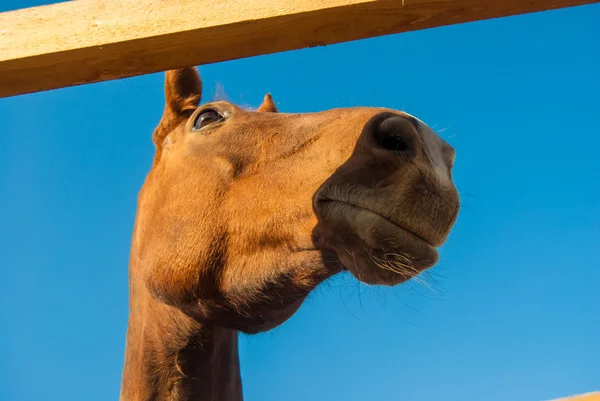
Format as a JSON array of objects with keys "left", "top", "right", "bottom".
[
  {"left": 257, "top": 93, "right": 278, "bottom": 113},
  {"left": 153, "top": 67, "right": 202, "bottom": 148}
]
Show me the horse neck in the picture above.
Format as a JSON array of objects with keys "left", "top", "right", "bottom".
[{"left": 119, "top": 275, "right": 242, "bottom": 401}]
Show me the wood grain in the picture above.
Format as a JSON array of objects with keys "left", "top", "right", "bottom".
[{"left": 1, "top": 0, "right": 598, "bottom": 98}]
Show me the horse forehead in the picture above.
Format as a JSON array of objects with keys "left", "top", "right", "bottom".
[{"left": 234, "top": 109, "right": 362, "bottom": 134}]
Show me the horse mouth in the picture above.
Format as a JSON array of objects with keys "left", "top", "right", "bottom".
[{"left": 315, "top": 199, "right": 439, "bottom": 285}]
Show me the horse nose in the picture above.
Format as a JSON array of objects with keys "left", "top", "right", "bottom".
[{"left": 371, "top": 114, "right": 420, "bottom": 158}]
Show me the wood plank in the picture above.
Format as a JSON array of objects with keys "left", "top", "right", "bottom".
[
  {"left": 549, "top": 392, "right": 600, "bottom": 401},
  {"left": 0, "top": 0, "right": 598, "bottom": 98}
]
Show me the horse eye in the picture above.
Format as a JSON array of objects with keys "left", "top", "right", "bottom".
[{"left": 193, "top": 109, "right": 224, "bottom": 130}]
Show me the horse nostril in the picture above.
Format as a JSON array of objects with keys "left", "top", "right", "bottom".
[
  {"left": 379, "top": 130, "right": 408, "bottom": 153},
  {"left": 373, "top": 116, "right": 418, "bottom": 156}
]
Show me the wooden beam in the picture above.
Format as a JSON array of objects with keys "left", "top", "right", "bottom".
[
  {"left": 1, "top": 0, "right": 598, "bottom": 98},
  {"left": 549, "top": 392, "right": 600, "bottom": 401}
]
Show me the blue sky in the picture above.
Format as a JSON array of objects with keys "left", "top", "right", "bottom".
[{"left": 1, "top": 2, "right": 599, "bottom": 401}]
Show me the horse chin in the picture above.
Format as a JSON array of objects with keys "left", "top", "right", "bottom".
[
  {"left": 337, "top": 247, "right": 437, "bottom": 286},
  {"left": 316, "top": 200, "right": 439, "bottom": 286}
]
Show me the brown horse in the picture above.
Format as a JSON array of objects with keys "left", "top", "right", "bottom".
[{"left": 120, "top": 67, "right": 460, "bottom": 401}]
